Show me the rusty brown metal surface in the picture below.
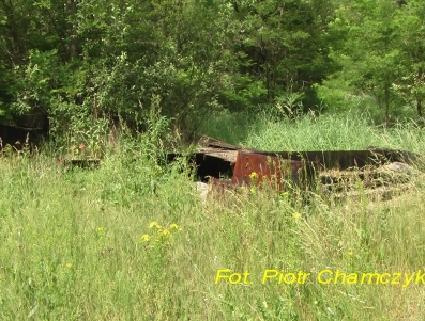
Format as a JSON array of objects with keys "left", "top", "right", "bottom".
[
  {"left": 192, "top": 136, "right": 417, "bottom": 169},
  {"left": 166, "top": 136, "right": 419, "bottom": 193},
  {"left": 231, "top": 151, "right": 317, "bottom": 190}
]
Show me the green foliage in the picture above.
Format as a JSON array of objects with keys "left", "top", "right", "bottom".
[
  {"left": 393, "top": 0, "right": 425, "bottom": 119},
  {"left": 12, "top": 49, "right": 60, "bottom": 114},
  {"left": 1, "top": 0, "right": 424, "bottom": 142},
  {"left": 243, "top": 112, "right": 425, "bottom": 153},
  {"left": 318, "top": 0, "right": 425, "bottom": 121},
  {"left": 0, "top": 0, "right": 336, "bottom": 139},
  {"left": 323, "top": 1, "right": 401, "bottom": 120}
]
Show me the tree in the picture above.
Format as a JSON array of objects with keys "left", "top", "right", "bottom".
[
  {"left": 229, "top": 0, "right": 335, "bottom": 112},
  {"left": 393, "top": 0, "right": 425, "bottom": 119},
  {"left": 326, "top": 0, "right": 404, "bottom": 123}
]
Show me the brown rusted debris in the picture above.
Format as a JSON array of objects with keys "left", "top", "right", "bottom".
[
  {"left": 231, "top": 152, "right": 316, "bottom": 191},
  {"left": 168, "top": 136, "right": 418, "bottom": 194}
]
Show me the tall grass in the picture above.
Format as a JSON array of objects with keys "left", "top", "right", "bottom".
[
  {"left": 0, "top": 115, "right": 424, "bottom": 320},
  {"left": 244, "top": 114, "right": 425, "bottom": 153},
  {"left": 199, "top": 111, "right": 425, "bottom": 153}
]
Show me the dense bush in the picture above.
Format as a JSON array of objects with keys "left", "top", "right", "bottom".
[{"left": 1, "top": 0, "right": 424, "bottom": 145}]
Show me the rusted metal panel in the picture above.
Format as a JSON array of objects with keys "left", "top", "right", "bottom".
[
  {"left": 194, "top": 137, "right": 417, "bottom": 171},
  {"left": 232, "top": 152, "right": 279, "bottom": 185},
  {"left": 248, "top": 149, "right": 417, "bottom": 170},
  {"left": 166, "top": 136, "right": 419, "bottom": 193},
  {"left": 231, "top": 151, "right": 317, "bottom": 190}
]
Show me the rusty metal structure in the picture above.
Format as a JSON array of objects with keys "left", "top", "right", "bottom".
[{"left": 169, "top": 136, "right": 418, "bottom": 194}]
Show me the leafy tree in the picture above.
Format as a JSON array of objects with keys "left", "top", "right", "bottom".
[
  {"left": 2, "top": 0, "right": 424, "bottom": 140},
  {"left": 326, "top": 0, "right": 404, "bottom": 122},
  {"left": 230, "top": 0, "right": 335, "bottom": 112},
  {"left": 393, "top": 0, "right": 425, "bottom": 119}
]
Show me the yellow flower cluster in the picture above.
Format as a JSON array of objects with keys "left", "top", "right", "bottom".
[
  {"left": 139, "top": 221, "right": 181, "bottom": 244},
  {"left": 249, "top": 172, "right": 259, "bottom": 180},
  {"left": 292, "top": 211, "right": 302, "bottom": 222},
  {"left": 140, "top": 234, "right": 151, "bottom": 242},
  {"left": 96, "top": 226, "right": 106, "bottom": 235}
]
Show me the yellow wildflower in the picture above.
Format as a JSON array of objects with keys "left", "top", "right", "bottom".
[
  {"left": 140, "top": 234, "right": 151, "bottom": 242},
  {"left": 292, "top": 211, "right": 302, "bottom": 221},
  {"left": 249, "top": 172, "right": 259, "bottom": 180},
  {"left": 149, "top": 221, "right": 161, "bottom": 229},
  {"left": 96, "top": 226, "right": 105, "bottom": 235},
  {"left": 160, "top": 229, "right": 171, "bottom": 237},
  {"left": 169, "top": 223, "right": 180, "bottom": 231},
  {"left": 65, "top": 262, "right": 73, "bottom": 269}
]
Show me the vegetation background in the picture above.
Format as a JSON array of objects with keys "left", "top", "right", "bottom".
[
  {"left": 0, "top": 0, "right": 424, "bottom": 320},
  {"left": 1, "top": 0, "right": 425, "bottom": 141}
]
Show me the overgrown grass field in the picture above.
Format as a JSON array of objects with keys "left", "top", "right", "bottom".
[{"left": 0, "top": 115, "right": 424, "bottom": 321}]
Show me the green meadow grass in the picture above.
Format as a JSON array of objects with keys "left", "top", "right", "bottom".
[
  {"left": 199, "top": 111, "right": 425, "bottom": 153},
  {"left": 0, "top": 116, "right": 424, "bottom": 321},
  {"left": 244, "top": 114, "right": 425, "bottom": 153}
]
